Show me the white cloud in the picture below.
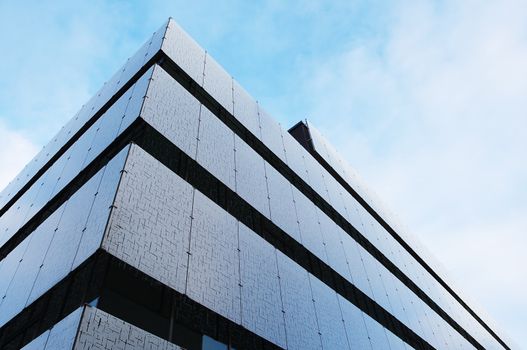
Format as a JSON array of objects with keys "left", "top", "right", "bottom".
[
  {"left": 302, "top": 0, "right": 527, "bottom": 347},
  {"left": 0, "top": 0, "right": 160, "bottom": 191},
  {"left": 0, "top": 123, "right": 38, "bottom": 192},
  {"left": 0, "top": 0, "right": 523, "bottom": 346}
]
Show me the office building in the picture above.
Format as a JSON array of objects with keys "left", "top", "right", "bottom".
[{"left": 0, "top": 18, "right": 511, "bottom": 349}]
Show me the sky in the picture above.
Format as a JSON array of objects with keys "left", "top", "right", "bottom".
[{"left": 0, "top": 0, "right": 525, "bottom": 347}]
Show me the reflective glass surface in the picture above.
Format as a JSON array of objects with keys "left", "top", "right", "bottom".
[
  {"left": 20, "top": 308, "right": 82, "bottom": 350},
  {"left": 41, "top": 307, "right": 84, "bottom": 350},
  {"left": 303, "top": 118, "right": 506, "bottom": 348},
  {"left": 0, "top": 239, "right": 30, "bottom": 305},
  {"left": 386, "top": 328, "right": 411, "bottom": 350},
  {"left": 51, "top": 122, "right": 98, "bottom": 196},
  {"left": 340, "top": 231, "right": 375, "bottom": 298},
  {"left": 323, "top": 174, "right": 349, "bottom": 219},
  {"left": 202, "top": 336, "right": 228, "bottom": 350},
  {"left": 72, "top": 147, "right": 129, "bottom": 269},
  {"left": 26, "top": 171, "right": 103, "bottom": 305},
  {"left": 358, "top": 247, "right": 395, "bottom": 315},
  {"left": 20, "top": 330, "right": 49, "bottom": 350},
  {"left": 119, "top": 66, "right": 154, "bottom": 133}
]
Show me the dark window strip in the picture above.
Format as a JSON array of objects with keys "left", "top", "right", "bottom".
[
  {"left": 155, "top": 58, "right": 487, "bottom": 349},
  {"left": 136, "top": 126, "right": 435, "bottom": 350},
  {"left": 0, "top": 126, "right": 432, "bottom": 348},
  {"left": 98, "top": 255, "right": 282, "bottom": 350},
  {"left": 0, "top": 40, "right": 506, "bottom": 349},
  {"left": 0, "top": 119, "right": 144, "bottom": 262},
  {"left": 297, "top": 121, "right": 509, "bottom": 350},
  {"left": 0, "top": 251, "right": 110, "bottom": 350},
  {"left": 0, "top": 48, "right": 492, "bottom": 348},
  {"left": 0, "top": 121, "right": 435, "bottom": 350},
  {"left": 0, "top": 51, "right": 163, "bottom": 218},
  {"left": 0, "top": 251, "right": 284, "bottom": 350}
]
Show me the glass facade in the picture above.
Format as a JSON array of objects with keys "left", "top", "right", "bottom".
[{"left": 0, "top": 18, "right": 510, "bottom": 350}]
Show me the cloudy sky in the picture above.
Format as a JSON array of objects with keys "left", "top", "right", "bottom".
[{"left": 0, "top": 0, "right": 525, "bottom": 347}]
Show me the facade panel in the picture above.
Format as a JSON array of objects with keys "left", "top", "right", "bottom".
[
  {"left": 76, "top": 307, "right": 183, "bottom": 350},
  {"left": 257, "top": 106, "right": 287, "bottom": 162},
  {"left": 232, "top": 80, "right": 261, "bottom": 139},
  {"left": 162, "top": 19, "right": 206, "bottom": 85},
  {"left": 234, "top": 136, "right": 270, "bottom": 218},
  {"left": 187, "top": 190, "right": 241, "bottom": 324},
  {"left": 276, "top": 251, "right": 321, "bottom": 350},
  {"left": 239, "top": 222, "right": 287, "bottom": 348},
  {"left": 339, "top": 295, "right": 375, "bottom": 350},
  {"left": 20, "top": 305, "right": 83, "bottom": 350},
  {"left": 141, "top": 65, "right": 201, "bottom": 158},
  {"left": 103, "top": 145, "right": 194, "bottom": 293},
  {"left": 309, "top": 276, "right": 349, "bottom": 350},
  {"left": 316, "top": 207, "right": 352, "bottom": 281},
  {"left": 265, "top": 163, "right": 302, "bottom": 243},
  {"left": 0, "top": 21, "right": 166, "bottom": 211},
  {"left": 0, "top": 148, "right": 127, "bottom": 328},
  {"left": 0, "top": 69, "right": 151, "bottom": 250},
  {"left": 0, "top": 208, "right": 62, "bottom": 327},
  {"left": 22, "top": 306, "right": 184, "bottom": 350},
  {"left": 291, "top": 186, "right": 328, "bottom": 263},
  {"left": 203, "top": 53, "right": 234, "bottom": 114},
  {"left": 0, "top": 17, "right": 511, "bottom": 350},
  {"left": 196, "top": 105, "right": 236, "bottom": 190},
  {"left": 102, "top": 146, "right": 194, "bottom": 297}
]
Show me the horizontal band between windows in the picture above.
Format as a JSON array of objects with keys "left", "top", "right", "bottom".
[
  {"left": 0, "top": 118, "right": 146, "bottom": 262},
  {"left": 135, "top": 125, "right": 436, "bottom": 350},
  {"left": 303, "top": 129, "right": 510, "bottom": 350},
  {"left": 0, "top": 251, "right": 282, "bottom": 350},
  {"left": 0, "top": 67, "right": 481, "bottom": 348},
  {"left": 0, "top": 51, "right": 163, "bottom": 219},
  {"left": 0, "top": 52, "right": 489, "bottom": 348},
  {"left": 0, "top": 251, "right": 108, "bottom": 349},
  {"left": 0, "top": 39, "right": 506, "bottom": 349},
  {"left": 0, "top": 121, "right": 433, "bottom": 349},
  {"left": 155, "top": 57, "right": 486, "bottom": 349}
]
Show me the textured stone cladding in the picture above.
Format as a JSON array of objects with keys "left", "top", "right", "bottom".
[{"left": 22, "top": 306, "right": 184, "bottom": 350}]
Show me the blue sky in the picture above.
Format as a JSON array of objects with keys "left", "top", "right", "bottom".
[{"left": 0, "top": 0, "right": 525, "bottom": 347}]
